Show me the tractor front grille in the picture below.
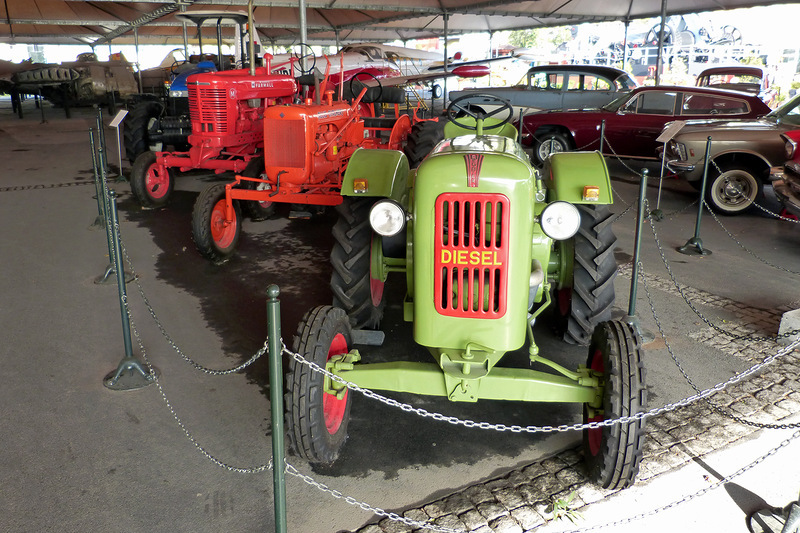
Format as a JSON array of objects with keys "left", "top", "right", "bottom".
[
  {"left": 263, "top": 118, "right": 306, "bottom": 168},
  {"left": 188, "top": 86, "right": 228, "bottom": 133},
  {"left": 433, "top": 193, "right": 510, "bottom": 318}
]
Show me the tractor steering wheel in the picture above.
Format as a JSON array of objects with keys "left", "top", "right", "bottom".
[
  {"left": 292, "top": 43, "right": 317, "bottom": 76},
  {"left": 349, "top": 71, "right": 383, "bottom": 104},
  {"left": 446, "top": 94, "right": 514, "bottom": 132}
]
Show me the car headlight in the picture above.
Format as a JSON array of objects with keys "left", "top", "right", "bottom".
[
  {"left": 540, "top": 201, "right": 581, "bottom": 241},
  {"left": 369, "top": 200, "right": 406, "bottom": 237},
  {"left": 785, "top": 137, "right": 798, "bottom": 160}
]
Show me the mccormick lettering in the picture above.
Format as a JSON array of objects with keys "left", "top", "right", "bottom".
[
  {"left": 250, "top": 81, "right": 275, "bottom": 88},
  {"left": 440, "top": 249, "right": 503, "bottom": 267}
]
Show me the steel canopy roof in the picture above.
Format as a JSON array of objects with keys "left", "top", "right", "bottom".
[{"left": 2, "top": 0, "right": 798, "bottom": 47}]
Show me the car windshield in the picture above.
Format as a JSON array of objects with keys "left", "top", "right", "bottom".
[
  {"left": 601, "top": 92, "right": 633, "bottom": 111},
  {"left": 766, "top": 94, "right": 800, "bottom": 126}
]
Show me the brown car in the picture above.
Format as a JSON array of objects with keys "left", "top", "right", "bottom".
[{"left": 664, "top": 93, "right": 800, "bottom": 215}]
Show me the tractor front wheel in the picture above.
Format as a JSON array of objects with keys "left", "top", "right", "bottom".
[
  {"left": 286, "top": 305, "right": 353, "bottom": 466},
  {"left": 583, "top": 320, "right": 647, "bottom": 490},
  {"left": 331, "top": 197, "right": 385, "bottom": 329},
  {"left": 558, "top": 204, "right": 617, "bottom": 345},
  {"left": 130, "top": 151, "right": 174, "bottom": 208},
  {"left": 237, "top": 157, "right": 275, "bottom": 221},
  {"left": 192, "top": 183, "right": 241, "bottom": 263}
]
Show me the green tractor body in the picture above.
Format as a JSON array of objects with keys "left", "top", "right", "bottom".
[{"left": 287, "top": 96, "right": 647, "bottom": 490}]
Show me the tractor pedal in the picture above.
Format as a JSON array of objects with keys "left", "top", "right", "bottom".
[{"left": 351, "top": 329, "right": 385, "bottom": 346}]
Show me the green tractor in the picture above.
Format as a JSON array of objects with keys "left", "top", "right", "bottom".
[{"left": 285, "top": 95, "right": 647, "bottom": 490}]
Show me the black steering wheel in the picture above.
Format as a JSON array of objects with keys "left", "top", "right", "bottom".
[
  {"left": 292, "top": 43, "right": 317, "bottom": 76},
  {"left": 349, "top": 71, "right": 383, "bottom": 104},
  {"left": 446, "top": 93, "right": 514, "bottom": 132}
]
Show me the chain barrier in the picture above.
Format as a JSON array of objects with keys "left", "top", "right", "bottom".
[
  {"left": 118, "top": 239, "right": 268, "bottom": 375},
  {"left": 282, "top": 331, "right": 800, "bottom": 435},
  {"left": 636, "top": 258, "right": 800, "bottom": 431},
  {"left": 703, "top": 198, "right": 800, "bottom": 276},
  {"left": 643, "top": 198, "right": 800, "bottom": 343},
  {"left": 553, "top": 427, "right": 800, "bottom": 532},
  {"left": 284, "top": 463, "right": 465, "bottom": 533}
]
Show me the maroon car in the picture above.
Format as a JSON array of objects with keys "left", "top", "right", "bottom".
[{"left": 519, "top": 85, "right": 772, "bottom": 165}]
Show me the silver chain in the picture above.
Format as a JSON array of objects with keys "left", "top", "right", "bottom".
[
  {"left": 643, "top": 198, "right": 800, "bottom": 342},
  {"left": 551, "top": 427, "right": 800, "bottom": 532},
  {"left": 284, "top": 462, "right": 465, "bottom": 533},
  {"left": 118, "top": 239, "right": 268, "bottom": 375},
  {"left": 283, "top": 334, "right": 800, "bottom": 434}
]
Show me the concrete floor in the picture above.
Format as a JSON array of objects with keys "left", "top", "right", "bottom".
[{"left": 1, "top": 98, "right": 798, "bottom": 533}]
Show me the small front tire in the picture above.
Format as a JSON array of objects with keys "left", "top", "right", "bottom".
[
  {"left": 583, "top": 320, "right": 647, "bottom": 490},
  {"left": 191, "top": 183, "right": 241, "bottom": 263},
  {"left": 130, "top": 151, "right": 174, "bottom": 208},
  {"left": 237, "top": 157, "right": 275, "bottom": 221},
  {"left": 286, "top": 305, "right": 353, "bottom": 466}
]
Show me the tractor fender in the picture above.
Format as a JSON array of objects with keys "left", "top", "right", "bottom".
[
  {"left": 341, "top": 147, "right": 409, "bottom": 202},
  {"left": 545, "top": 151, "right": 613, "bottom": 205}
]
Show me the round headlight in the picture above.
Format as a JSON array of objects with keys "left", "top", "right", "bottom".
[
  {"left": 369, "top": 200, "right": 406, "bottom": 237},
  {"left": 540, "top": 201, "right": 581, "bottom": 241}
]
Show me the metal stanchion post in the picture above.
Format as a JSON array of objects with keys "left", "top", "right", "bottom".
[
  {"left": 677, "top": 136, "right": 713, "bottom": 256},
  {"left": 94, "top": 138, "right": 134, "bottom": 285},
  {"left": 103, "top": 190, "right": 157, "bottom": 390},
  {"left": 89, "top": 130, "right": 106, "bottom": 229},
  {"left": 599, "top": 119, "right": 606, "bottom": 154},
  {"left": 626, "top": 168, "right": 655, "bottom": 343},
  {"left": 266, "top": 285, "right": 287, "bottom": 533}
]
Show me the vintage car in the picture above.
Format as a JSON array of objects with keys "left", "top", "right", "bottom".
[
  {"left": 664, "top": 93, "right": 800, "bottom": 215},
  {"left": 770, "top": 129, "right": 800, "bottom": 219},
  {"left": 519, "top": 85, "right": 771, "bottom": 166},
  {"left": 448, "top": 64, "right": 637, "bottom": 118},
  {"left": 696, "top": 65, "right": 778, "bottom": 107}
]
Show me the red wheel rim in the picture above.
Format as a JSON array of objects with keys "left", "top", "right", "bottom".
[
  {"left": 557, "top": 288, "right": 571, "bottom": 316},
  {"left": 145, "top": 163, "right": 169, "bottom": 199},
  {"left": 210, "top": 200, "right": 236, "bottom": 248},
  {"left": 323, "top": 333, "right": 349, "bottom": 434},
  {"left": 587, "top": 348, "right": 604, "bottom": 456}
]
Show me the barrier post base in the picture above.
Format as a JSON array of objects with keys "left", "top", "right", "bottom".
[
  {"left": 624, "top": 314, "right": 656, "bottom": 344},
  {"left": 94, "top": 263, "right": 135, "bottom": 285},
  {"left": 677, "top": 237, "right": 712, "bottom": 256},
  {"left": 104, "top": 357, "right": 158, "bottom": 391}
]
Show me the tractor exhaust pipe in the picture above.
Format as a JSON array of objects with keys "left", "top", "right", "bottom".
[{"left": 248, "top": 0, "right": 256, "bottom": 76}]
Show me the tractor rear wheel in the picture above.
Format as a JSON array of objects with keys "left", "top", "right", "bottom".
[
  {"left": 558, "top": 204, "right": 617, "bottom": 345},
  {"left": 192, "top": 183, "right": 241, "bottom": 263},
  {"left": 583, "top": 320, "right": 647, "bottom": 490},
  {"left": 237, "top": 157, "right": 274, "bottom": 221},
  {"left": 286, "top": 305, "right": 353, "bottom": 466},
  {"left": 123, "top": 100, "right": 164, "bottom": 164},
  {"left": 404, "top": 120, "right": 446, "bottom": 169},
  {"left": 130, "top": 151, "right": 174, "bottom": 208},
  {"left": 331, "top": 197, "right": 385, "bottom": 329}
]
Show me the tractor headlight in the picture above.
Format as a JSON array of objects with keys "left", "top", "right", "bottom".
[
  {"left": 369, "top": 200, "right": 406, "bottom": 237},
  {"left": 540, "top": 201, "right": 581, "bottom": 241}
]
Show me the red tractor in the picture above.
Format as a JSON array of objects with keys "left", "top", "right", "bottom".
[
  {"left": 190, "top": 77, "right": 436, "bottom": 263},
  {"left": 129, "top": 53, "right": 300, "bottom": 209}
]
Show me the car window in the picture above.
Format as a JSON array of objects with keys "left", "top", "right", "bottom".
[
  {"left": 583, "top": 75, "right": 612, "bottom": 91},
  {"left": 630, "top": 91, "right": 677, "bottom": 115},
  {"left": 681, "top": 93, "right": 749, "bottom": 115},
  {"left": 529, "top": 72, "right": 565, "bottom": 90}
]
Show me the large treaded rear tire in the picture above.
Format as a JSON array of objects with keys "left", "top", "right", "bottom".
[
  {"left": 561, "top": 204, "right": 617, "bottom": 345},
  {"left": 330, "top": 197, "right": 385, "bottom": 329},
  {"left": 286, "top": 305, "right": 353, "bottom": 466},
  {"left": 583, "top": 320, "right": 647, "bottom": 490},
  {"left": 123, "top": 101, "right": 164, "bottom": 164},
  {"left": 404, "top": 120, "right": 446, "bottom": 169}
]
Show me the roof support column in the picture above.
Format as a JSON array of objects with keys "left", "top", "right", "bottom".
[
  {"left": 443, "top": 13, "right": 449, "bottom": 109},
  {"left": 655, "top": 0, "right": 667, "bottom": 85},
  {"left": 622, "top": 20, "right": 629, "bottom": 72},
  {"left": 134, "top": 26, "right": 142, "bottom": 93}
]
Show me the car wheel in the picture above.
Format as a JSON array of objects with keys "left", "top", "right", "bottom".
[
  {"left": 534, "top": 132, "right": 571, "bottom": 165},
  {"left": 705, "top": 164, "right": 763, "bottom": 215}
]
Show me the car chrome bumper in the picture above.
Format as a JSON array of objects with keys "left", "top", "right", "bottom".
[
  {"left": 772, "top": 177, "right": 800, "bottom": 218},
  {"left": 667, "top": 159, "right": 695, "bottom": 174},
  {"left": 769, "top": 165, "right": 786, "bottom": 182}
]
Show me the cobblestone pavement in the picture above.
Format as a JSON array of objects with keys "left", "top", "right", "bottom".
[{"left": 349, "top": 270, "right": 800, "bottom": 533}]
